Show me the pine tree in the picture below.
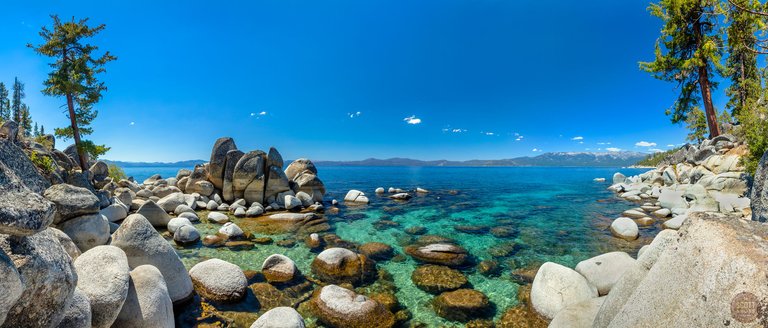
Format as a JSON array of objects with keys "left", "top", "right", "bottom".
[
  {"left": 686, "top": 107, "right": 709, "bottom": 143},
  {"left": 40, "top": 125, "right": 45, "bottom": 135},
  {"left": 29, "top": 15, "right": 116, "bottom": 169},
  {"left": 33, "top": 122, "right": 39, "bottom": 136},
  {"left": 20, "top": 104, "right": 32, "bottom": 137},
  {"left": 0, "top": 82, "right": 9, "bottom": 122},
  {"left": 11, "top": 77, "right": 24, "bottom": 123},
  {"left": 640, "top": 0, "right": 723, "bottom": 139},
  {"left": 724, "top": 0, "right": 762, "bottom": 119}
]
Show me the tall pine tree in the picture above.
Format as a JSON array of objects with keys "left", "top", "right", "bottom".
[
  {"left": 724, "top": 0, "right": 762, "bottom": 119},
  {"left": 640, "top": 0, "right": 723, "bottom": 138},
  {"left": 29, "top": 15, "right": 116, "bottom": 169},
  {"left": 0, "top": 83, "right": 9, "bottom": 122},
  {"left": 20, "top": 104, "right": 32, "bottom": 137},
  {"left": 11, "top": 77, "right": 24, "bottom": 123}
]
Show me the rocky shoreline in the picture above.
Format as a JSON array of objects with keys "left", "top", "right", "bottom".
[
  {"left": 528, "top": 135, "right": 768, "bottom": 327},
  {"left": 1, "top": 128, "right": 767, "bottom": 327}
]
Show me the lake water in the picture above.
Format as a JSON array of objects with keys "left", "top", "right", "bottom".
[{"left": 124, "top": 165, "right": 649, "bottom": 326}]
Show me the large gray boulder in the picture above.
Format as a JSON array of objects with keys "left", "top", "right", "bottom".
[
  {"left": 0, "top": 138, "right": 50, "bottom": 193},
  {"left": 263, "top": 166, "right": 291, "bottom": 204},
  {"left": 57, "top": 213, "right": 110, "bottom": 252},
  {"left": 0, "top": 229, "right": 78, "bottom": 328},
  {"left": 284, "top": 158, "right": 318, "bottom": 181},
  {"left": 112, "top": 265, "right": 174, "bottom": 328},
  {"left": 49, "top": 227, "right": 81, "bottom": 260},
  {"left": 250, "top": 306, "right": 305, "bottom": 328},
  {"left": 55, "top": 288, "right": 91, "bottom": 328},
  {"left": 752, "top": 149, "right": 768, "bottom": 222},
  {"left": 184, "top": 165, "right": 208, "bottom": 195},
  {"left": 0, "top": 249, "right": 22, "bottom": 325},
  {"left": 156, "top": 192, "right": 186, "bottom": 213},
  {"left": 575, "top": 252, "right": 635, "bottom": 296},
  {"left": 549, "top": 296, "right": 605, "bottom": 328},
  {"left": 530, "top": 262, "right": 598, "bottom": 320},
  {"left": 135, "top": 200, "right": 171, "bottom": 227},
  {"left": 44, "top": 184, "right": 100, "bottom": 224},
  {"left": 0, "top": 140, "right": 56, "bottom": 236},
  {"left": 233, "top": 150, "right": 266, "bottom": 202},
  {"left": 189, "top": 258, "right": 247, "bottom": 303},
  {"left": 267, "top": 147, "right": 284, "bottom": 169},
  {"left": 208, "top": 137, "right": 238, "bottom": 190},
  {"left": 110, "top": 214, "right": 194, "bottom": 304},
  {"left": 100, "top": 203, "right": 128, "bottom": 223},
  {"left": 89, "top": 161, "right": 109, "bottom": 181},
  {"left": 74, "top": 245, "right": 130, "bottom": 328},
  {"left": 597, "top": 213, "right": 768, "bottom": 327},
  {"left": 222, "top": 149, "right": 244, "bottom": 203}
]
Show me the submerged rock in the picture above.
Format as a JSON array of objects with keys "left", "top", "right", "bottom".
[
  {"left": 411, "top": 264, "right": 468, "bottom": 294},
  {"left": 433, "top": 289, "right": 492, "bottom": 322},
  {"left": 405, "top": 243, "right": 469, "bottom": 267},
  {"left": 359, "top": 242, "right": 394, "bottom": 261},
  {"left": 311, "top": 248, "right": 376, "bottom": 285},
  {"left": 262, "top": 254, "right": 298, "bottom": 283},
  {"left": 310, "top": 285, "right": 395, "bottom": 328}
]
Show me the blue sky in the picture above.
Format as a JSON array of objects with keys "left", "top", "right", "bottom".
[{"left": 0, "top": 0, "right": 723, "bottom": 162}]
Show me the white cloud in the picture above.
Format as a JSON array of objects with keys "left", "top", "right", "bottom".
[
  {"left": 129, "top": 122, "right": 135, "bottom": 126},
  {"left": 649, "top": 148, "right": 664, "bottom": 153},
  {"left": 635, "top": 141, "right": 657, "bottom": 147},
  {"left": 571, "top": 136, "right": 584, "bottom": 141},
  {"left": 259, "top": 111, "right": 267, "bottom": 116},
  {"left": 483, "top": 132, "right": 495, "bottom": 136},
  {"left": 453, "top": 128, "right": 467, "bottom": 133},
  {"left": 404, "top": 115, "right": 422, "bottom": 125},
  {"left": 606, "top": 147, "right": 622, "bottom": 152},
  {"left": 597, "top": 142, "right": 611, "bottom": 145},
  {"left": 532, "top": 148, "right": 542, "bottom": 152},
  {"left": 515, "top": 136, "right": 524, "bottom": 141},
  {"left": 514, "top": 132, "right": 520, "bottom": 136},
  {"left": 667, "top": 144, "right": 675, "bottom": 147},
  {"left": 579, "top": 141, "right": 584, "bottom": 144},
  {"left": 348, "top": 111, "right": 362, "bottom": 118}
]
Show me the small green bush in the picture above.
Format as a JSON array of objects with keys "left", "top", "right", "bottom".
[
  {"left": 736, "top": 106, "right": 768, "bottom": 174},
  {"left": 29, "top": 151, "right": 54, "bottom": 174},
  {"left": 108, "top": 163, "right": 127, "bottom": 182}
]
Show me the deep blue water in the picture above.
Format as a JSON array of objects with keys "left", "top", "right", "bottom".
[{"left": 125, "top": 165, "right": 649, "bottom": 326}]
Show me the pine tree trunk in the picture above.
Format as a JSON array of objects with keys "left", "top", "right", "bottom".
[
  {"left": 694, "top": 18, "right": 721, "bottom": 139},
  {"left": 698, "top": 65, "right": 721, "bottom": 138},
  {"left": 62, "top": 48, "right": 88, "bottom": 172},
  {"left": 66, "top": 92, "right": 88, "bottom": 172}
]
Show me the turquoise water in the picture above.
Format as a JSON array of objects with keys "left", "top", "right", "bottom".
[{"left": 126, "top": 166, "right": 648, "bottom": 326}]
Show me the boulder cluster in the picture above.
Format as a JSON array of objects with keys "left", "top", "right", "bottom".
[{"left": 606, "top": 134, "right": 752, "bottom": 240}]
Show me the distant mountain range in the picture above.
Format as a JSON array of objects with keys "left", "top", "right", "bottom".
[
  {"left": 104, "top": 151, "right": 648, "bottom": 168},
  {"left": 314, "top": 151, "right": 648, "bottom": 167},
  {"left": 103, "top": 160, "right": 206, "bottom": 168}
]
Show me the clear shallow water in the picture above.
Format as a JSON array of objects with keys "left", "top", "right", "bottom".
[{"left": 126, "top": 165, "right": 649, "bottom": 326}]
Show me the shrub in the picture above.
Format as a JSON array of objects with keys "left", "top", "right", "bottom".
[
  {"left": 736, "top": 105, "right": 768, "bottom": 174},
  {"left": 29, "top": 151, "right": 54, "bottom": 174},
  {"left": 108, "top": 163, "right": 127, "bottom": 182}
]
